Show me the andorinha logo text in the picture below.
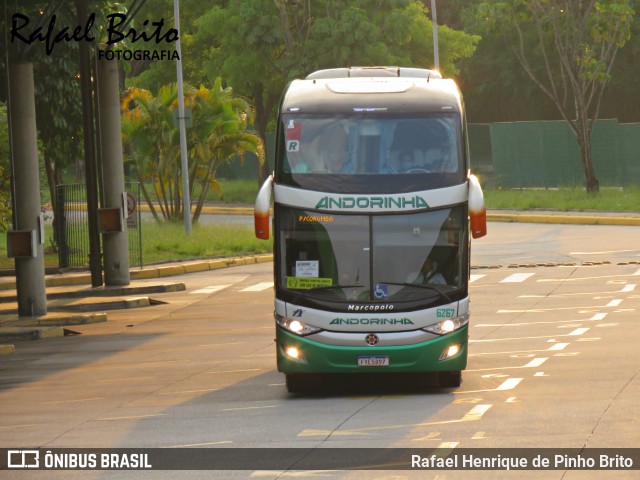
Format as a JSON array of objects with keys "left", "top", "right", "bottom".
[
  {"left": 329, "top": 317, "right": 414, "bottom": 326},
  {"left": 10, "top": 12, "right": 179, "bottom": 60},
  {"left": 315, "top": 195, "right": 429, "bottom": 210}
]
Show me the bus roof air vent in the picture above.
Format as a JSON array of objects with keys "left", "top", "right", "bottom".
[
  {"left": 306, "top": 67, "right": 443, "bottom": 80},
  {"left": 326, "top": 79, "right": 414, "bottom": 94}
]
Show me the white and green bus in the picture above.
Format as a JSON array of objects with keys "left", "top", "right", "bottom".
[{"left": 255, "top": 67, "right": 487, "bottom": 392}]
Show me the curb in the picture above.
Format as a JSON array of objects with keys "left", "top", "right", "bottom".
[
  {"left": 0, "top": 313, "right": 107, "bottom": 328},
  {"left": 0, "top": 255, "right": 274, "bottom": 292},
  {"left": 0, "top": 326, "right": 65, "bottom": 340},
  {"left": 47, "top": 296, "right": 152, "bottom": 313},
  {"left": 487, "top": 212, "right": 640, "bottom": 226}
]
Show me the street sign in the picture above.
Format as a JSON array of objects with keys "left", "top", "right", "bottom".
[
  {"left": 126, "top": 192, "right": 137, "bottom": 228},
  {"left": 172, "top": 107, "right": 193, "bottom": 128}
]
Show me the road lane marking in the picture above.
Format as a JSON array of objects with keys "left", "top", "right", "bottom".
[
  {"left": 521, "top": 284, "right": 636, "bottom": 297},
  {"left": 496, "top": 378, "right": 523, "bottom": 390},
  {"left": 223, "top": 405, "right": 278, "bottom": 411},
  {"left": 606, "top": 299, "right": 623, "bottom": 307},
  {"left": 568, "top": 327, "right": 590, "bottom": 336},
  {"left": 97, "top": 414, "right": 167, "bottom": 421},
  {"left": 165, "top": 441, "right": 233, "bottom": 448},
  {"left": 590, "top": 313, "right": 608, "bottom": 321},
  {"left": 190, "top": 285, "right": 231, "bottom": 295},
  {"left": 251, "top": 471, "right": 338, "bottom": 477},
  {"left": 204, "top": 368, "right": 262, "bottom": 374},
  {"left": 297, "top": 405, "right": 493, "bottom": 437},
  {"left": 437, "top": 442, "right": 459, "bottom": 453},
  {"left": 523, "top": 358, "right": 548, "bottom": 368},
  {"left": 97, "top": 376, "right": 154, "bottom": 383},
  {"left": 547, "top": 343, "right": 569, "bottom": 351},
  {"left": 471, "top": 349, "right": 552, "bottom": 356},
  {"left": 498, "top": 301, "right": 625, "bottom": 313},
  {"left": 462, "top": 405, "right": 492, "bottom": 421},
  {"left": 539, "top": 273, "right": 640, "bottom": 283},
  {"left": 477, "top": 316, "right": 603, "bottom": 327},
  {"left": 240, "top": 282, "right": 274, "bottom": 292},
  {"left": 469, "top": 274, "right": 486, "bottom": 283},
  {"left": 0, "top": 424, "right": 42, "bottom": 430},
  {"left": 471, "top": 330, "right": 590, "bottom": 343},
  {"left": 456, "top": 378, "right": 522, "bottom": 394},
  {"left": 44, "top": 398, "right": 103, "bottom": 405},
  {"left": 412, "top": 432, "right": 441, "bottom": 441},
  {"left": 500, "top": 273, "right": 535, "bottom": 283},
  {"left": 570, "top": 249, "right": 638, "bottom": 255},
  {"left": 157, "top": 388, "right": 219, "bottom": 395},
  {"left": 468, "top": 358, "right": 546, "bottom": 372}
]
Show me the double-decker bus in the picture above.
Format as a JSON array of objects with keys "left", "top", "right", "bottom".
[{"left": 254, "top": 67, "right": 487, "bottom": 392}]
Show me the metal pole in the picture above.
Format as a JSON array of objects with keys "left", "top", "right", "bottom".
[
  {"left": 97, "top": 53, "right": 130, "bottom": 286},
  {"left": 77, "top": 0, "right": 103, "bottom": 287},
  {"left": 8, "top": 61, "right": 47, "bottom": 317},
  {"left": 431, "top": 0, "right": 439, "bottom": 70},
  {"left": 174, "top": 0, "right": 192, "bottom": 235}
]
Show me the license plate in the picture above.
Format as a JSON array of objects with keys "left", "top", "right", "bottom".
[{"left": 357, "top": 355, "right": 389, "bottom": 367}]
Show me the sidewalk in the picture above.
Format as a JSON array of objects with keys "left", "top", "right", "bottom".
[
  {"left": 0, "top": 254, "right": 272, "bottom": 350},
  {"left": 487, "top": 209, "right": 640, "bottom": 226},
  {"left": 1, "top": 208, "right": 638, "bottom": 353}
]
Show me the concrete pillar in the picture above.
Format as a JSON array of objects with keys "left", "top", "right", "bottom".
[
  {"left": 9, "top": 62, "right": 47, "bottom": 317},
  {"left": 97, "top": 56, "right": 130, "bottom": 286}
]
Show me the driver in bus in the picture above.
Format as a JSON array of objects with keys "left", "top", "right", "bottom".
[
  {"left": 393, "top": 150, "right": 430, "bottom": 173},
  {"left": 411, "top": 257, "right": 447, "bottom": 285},
  {"left": 399, "top": 151, "right": 416, "bottom": 172}
]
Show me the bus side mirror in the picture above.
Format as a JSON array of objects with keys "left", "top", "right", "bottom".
[
  {"left": 468, "top": 174, "right": 487, "bottom": 239},
  {"left": 255, "top": 175, "right": 273, "bottom": 240}
]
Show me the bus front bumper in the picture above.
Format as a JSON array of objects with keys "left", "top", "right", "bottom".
[{"left": 276, "top": 326, "right": 468, "bottom": 374}]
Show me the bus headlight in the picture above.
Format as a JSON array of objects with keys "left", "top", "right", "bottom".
[
  {"left": 276, "top": 314, "right": 322, "bottom": 336},
  {"left": 284, "top": 346, "right": 307, "bottom": 363},
  {"left": 423, "top": 313, "right": 469, "bottom": 335}
]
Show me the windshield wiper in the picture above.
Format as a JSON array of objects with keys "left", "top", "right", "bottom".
[
  {"left": 378, "top": 281, "right": 453, "bottom": 303},
  {"left": 306, "top": 284, "right": 364, "bottom": 292}
]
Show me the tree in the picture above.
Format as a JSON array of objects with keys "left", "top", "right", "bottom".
[
  {"left": 121, "top": 81, "right": 264, "bottom": 223},
  {"left": 195, "top": 0, "right": 479, "bottom": 184},
  {"left": 476, "top": 0, "right": 635, "bottom": 193},
  {"left": 188, "top": 79, "right": 264, "bottom": 223},
  {"left": 122, "top": 84, "right": 179, "bottom": 221},
  {"left": 0, "top": 104, "right": 13, "bottom": 232}
]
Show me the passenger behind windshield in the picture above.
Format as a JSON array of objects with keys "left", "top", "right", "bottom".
[
  {"left": 283, "top": 116, "right": 461, "bottom": 176},
  {"left": 285, "top": 120, "right": 350, "bottom": 173}
]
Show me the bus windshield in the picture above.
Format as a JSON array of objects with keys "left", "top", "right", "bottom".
[
  {"left": 276, "top": 205, "right": 467, "bottom": 305},
  {"left": 278, "top": 114, "right": 465, "bottom": 193}
]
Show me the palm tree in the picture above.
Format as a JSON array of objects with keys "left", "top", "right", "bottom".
[
  {"left": 189, "top": 78, "right": 264, "bottom": 223},
  {"left": 122, "top": 84, "right": 185, "bottom": 222},
  {"left": 121, "top": 80, "right": 264, "bottom": 223}
]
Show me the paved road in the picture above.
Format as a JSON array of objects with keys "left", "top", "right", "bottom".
[{"left": 1, "top": 222, "right": 639, "bottom": 479}]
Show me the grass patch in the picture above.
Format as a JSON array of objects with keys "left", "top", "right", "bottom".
[
  {"left": 211, "top": 179, "right": 260, "bottom": 203},
  {"left": 141, "top": 220, "right": 272, "bottom": 265},
  {"left": 0, "top": 219, "right": 272, "bottom": 270},
  {"left": 484, "top": 186, "right": 640, "bottom": 212}
]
